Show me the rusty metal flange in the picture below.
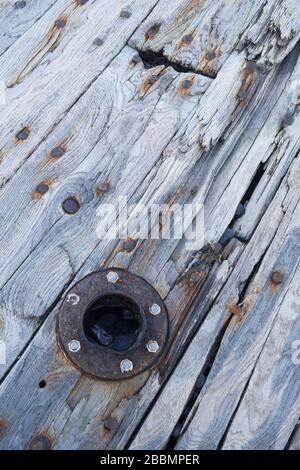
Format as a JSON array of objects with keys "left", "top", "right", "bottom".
[{"left": 57, "top": 269, "right": 169, "bottom": 380}]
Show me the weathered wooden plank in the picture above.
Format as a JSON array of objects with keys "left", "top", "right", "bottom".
[
  {"left": 174, "top": 159, "right": 300, "bottom": 450},
  {"left": 130, "top": 0, "right": 300, "bottom": 76},
  {"left": 289, "top": 424, "right": 300, "bottom": 449},
  {"left": 0, "top": 46, "right": 212, "bottom": 378},
  {"left": 0, "top": 0, "right": 159, "bottom": 188},
  {"left": 0, "top": 44, "right": 286, "bottom": 379},
  {"left": 0, "top": 0, "right": 299, "bottom": 452},
  {"left": 0, "top": 0, "right": 59, "bottom": 56},
  {"left": 222, "top": 266, "right": 300, "bottom": 449},
  {"left": 129, "top": 155, "right": 295, "bottom": 449}
]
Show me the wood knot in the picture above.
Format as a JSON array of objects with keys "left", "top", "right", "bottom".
[{"left": 28, "top": 434, "right": 52, "bottom": 450}]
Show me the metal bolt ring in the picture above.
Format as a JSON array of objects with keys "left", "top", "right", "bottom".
[{"left": 57, "top": 269, "right": 169, "bottom": 381}]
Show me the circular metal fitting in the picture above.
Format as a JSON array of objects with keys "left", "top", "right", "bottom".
[
  {"left": 57, "top": 269, "right": 169, "bottom": 380},
  {"left": 67, "top": 293, "right": 80, "bottom": 305},
  {"left": 68, "top": 340, "right": 81, "bottom": 353},
  {"left": 149, "top": 303, "right": 161, "bottom": 315},
  {"left": 106, "top": 271, "right": 119, "bottom": 284},
  {"left": 120, "top": 359, "right": 133, "bottom": 373},
  {"left": 147, "top": 340, "right": 159, "bottom": 353}
]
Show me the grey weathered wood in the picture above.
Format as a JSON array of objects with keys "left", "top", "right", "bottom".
[
  {"left": 0, "top": 0, "right": 159, "bottom": 187},
  {"left": 289, "top": 425, "right": 300, "bottom": 450},
  {"left": 130, "top": 0, "right": 300, "bottom": 76},
  {"left": 0, "top": 0, "right": 59, "bottom": 56},
  {"left": 130, "top": 157, "right": 300, "bottom": 450},
  {"left": 222, "top": 266, "right": 300, "bottom": 449},
  {"left": 175, "top": 159, "right": 300, "bottom": 450},
  {"left": 0, "top": 47, "right": 212, "bottom": 379},
  {"left": 0, "top": 0, "right": 300, "bottom": 451}
]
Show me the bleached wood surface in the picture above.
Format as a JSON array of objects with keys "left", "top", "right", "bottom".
[{"left": 0, "top": 0, "right": 299, "bottom": 450}]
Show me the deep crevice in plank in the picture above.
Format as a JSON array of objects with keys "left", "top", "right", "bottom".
[{"left": 137, "top": 49, "right": 217, "bottom": 79}]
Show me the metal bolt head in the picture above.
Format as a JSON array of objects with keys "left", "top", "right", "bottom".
[
  {"left": 149, "top": 303, "right": 161, "bottom": 315},
  {"left": 68, "top": 340, "right": 81, "bottom": 353},
  {"left": 67, "top": 293, "right": 80, "bottom": 305},
  {"left": 120, "top": 359, "right": 133, "bottom": 373},
  {"left": 106, "top": 271, "right": 119, "bottom": 284},
  {"left": 147, "top": 340, "right": 159, "bottom": 353}
]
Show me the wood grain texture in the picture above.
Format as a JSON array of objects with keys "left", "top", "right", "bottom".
[
  {"left": 223, "top": 265, "right": 300, "bottom": 449},
  {"left": 0, "top": 0, "right": 59, "bottom": 56},
  {"left": 130, "top": 0, "right": 300, "bottom": 76},
  {"left": 175, "top": 159, "right": 300, "bottom": 450},
  {"left": 0, "top": 0, "right": 159, "bottom": 187},
  {"left": 0, "top": 0, "right": 299, "bottom": 451}
]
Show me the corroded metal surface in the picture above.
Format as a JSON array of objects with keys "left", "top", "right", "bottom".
[{"left": 57, "top": 269, "right": 169, "bottom": 380}]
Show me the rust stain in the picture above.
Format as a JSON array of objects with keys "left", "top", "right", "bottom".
[
  {"left": 32, "top": 178, "right": 52, "bottom": 199},
  {"left": 178, "top": 76, "right": 195, "bottom": 95},
  {"left": 237, "top": 61, "right": 258, "bottom": 103},
  {"left": 76, "top": 0, "right": 89, "bottom": 5},
  {"left": 145, "top": 23, "right": 161, "bottom": 41},
  {"left": 50, "top": 145, "right": 67, "bottom": 160},
  {"left": 0, "top": 417, "right": 9, "bottom": 438},
  {"left": 199, "top": 47, "right": 220, "bottom": 76},
  {"left": 16, "top": 126, "right": 31, "bottom": 143},
  {"left": 228, "top": 297, "right": 252, "bottom": 322},
  {"left": 165, "top": 184, "right": 185, "bottom": 207},
  {"left": 141, "top": 74, "right": 159, "bottom": 96},
  {"left": 103, "top": 416, "right": 119, "bottom": 433},
  {"left": 175, "top": 0, "right": 204, "bottom": 23},
  {"left": 180, "top": 33, "right": 195, "bottom": 47},
  {"left": 54, "top": 16, "right": 67, "bottom": 30},
  {"left": 269, "top": 270, "right": 284, "bottom": 293},
  {"left": 96, "top": 178, "right": 111, "bottom": 197}
]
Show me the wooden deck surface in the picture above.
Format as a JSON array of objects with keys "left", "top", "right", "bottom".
[{"left": 0, "top": 0, "right": 299, "bottom": 450}]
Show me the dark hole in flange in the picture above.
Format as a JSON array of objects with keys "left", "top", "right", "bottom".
[
  {"left": 83, "top": 294, "right": 140, "bottom": 351},
  {"left": 39, "top": 380, "right": 47, "bottom": 389}
]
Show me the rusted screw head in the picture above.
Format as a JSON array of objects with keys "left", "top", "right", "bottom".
[
  {"left": 68, "top": 340, "right": 81, "bottom": 353},
  {"left": 16, "top": 127, "right": 30, "bottom": 141},
  {"left": 120, "top": 359, "right": 133, "bottom": 373},
  {"left": 67, "top": 293, "right": 80, "bottom": 305},
  {"left": 106, "top": 271, "right": 119, "bottom": 284},
  {"left": 271, "top": 271, "right": 284, "bottom": 284},
  {"left": 149, "top": 303, "right": 161, "bottom": 315},
  {"left": 36, "top": 182, "right": 49, "bottom": 195},
  {"left": 50, "top": 146, "right": 65, "bottom": 159},
  {"left": 147, "top": 340, "right": 159, "bottom": 353}
]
